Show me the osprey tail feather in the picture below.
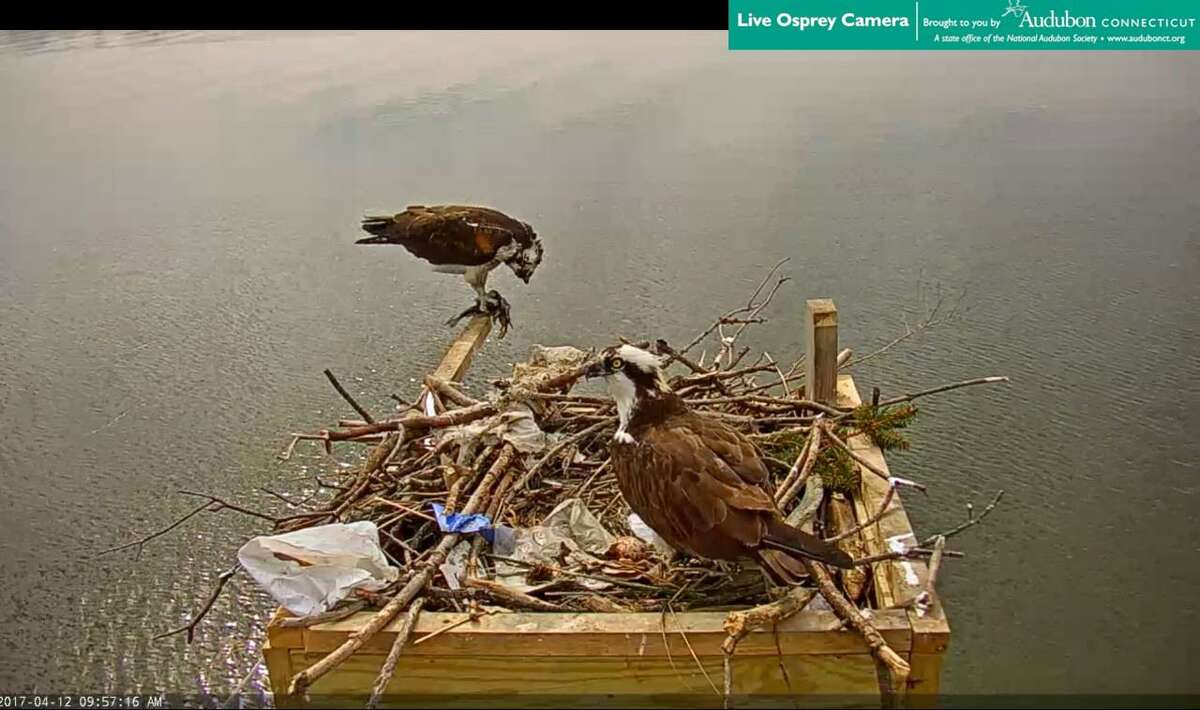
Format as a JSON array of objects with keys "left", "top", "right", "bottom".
[
  {"left": 356, "top": 216, "right": 395, "bottom": 244},
  {"left": 760, "top": 517, "right": 854, "bottom": 570}
]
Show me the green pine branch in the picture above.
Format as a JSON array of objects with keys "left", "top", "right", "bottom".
[{"left": 850, "top": 402, "right": 919, "bottom": 452}]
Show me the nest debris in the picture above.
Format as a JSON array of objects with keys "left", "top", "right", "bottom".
[{"left": 109, "top": 260, "right": 1009, "bottom": 703}]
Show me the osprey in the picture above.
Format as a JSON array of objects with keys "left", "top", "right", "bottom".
[
  {"left": 357, "top": 205, "right": 544, "bottom": 337},
  {"left": 585, "top": 344, "right": 853, "bottom": 583}
]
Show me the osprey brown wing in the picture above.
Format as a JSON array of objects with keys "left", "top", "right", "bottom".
[
  {"left": 616, "top": 421, "right": 777, "bottom": 562},
  {"left": 679, "top": 411, "right": 773, "bottom": 491},
  {"left": 357, "top": 205, "right": 528, "bottom": 266},
  {"left": 615, "top": 410, "right": 853, "bottom": 573}
]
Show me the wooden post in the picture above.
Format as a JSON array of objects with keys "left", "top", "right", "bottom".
[{"left": 805, "top": 299, "right": 838, "bottom": 405}]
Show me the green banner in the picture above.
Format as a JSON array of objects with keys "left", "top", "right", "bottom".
[{"left": 729, "top": 0, "right": 1199, "bottom": 49}]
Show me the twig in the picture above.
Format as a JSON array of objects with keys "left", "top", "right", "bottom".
[
  {"left": 369, "top": 496, "right": 439, "bottom": 523},
  {"left": 683, "top": 395, "right": 844, "bottom": 418},
  {"left": 321, "top": 406, "right": 480, "bottom": 442},
  {"left": 98, "top": 501, "right": 211, "bottom": 559},
  {"left": 424, "top": 375, "right": 479, "bottom": 408},
  {"left": 668, "top": 604, "right": 722, "bottom": 697},
  {"left": 852, "top": 548, "right": 964, "bottom": 566},
  {"left": 910, "top": 535, "right": 946, "bottom": 616},
  {"left": 722, "top": 587, "right": 816, "bottom": 655},
  {"left": 260, "top": 487, "right": 315, "bottom": 509},
  {"left": 274, "top": 601, "right": 367, "bottom": 629},
  {"left": 324, "top": 368, "right": 375, "bottom": 424},
  {"left": 826, "top": 480, "right": 899, "bottom": 544},
  {"left": 462, "top": 577, "right": 563, "bottom": 612},
  {"left": 564, "top": 459, "right": 610, "bottom": 499},
  {"left": 763, "top": 351, "right": 791, "bottom": 398},
  {"left": 875, "top": 377, "right": 1010, "bottom": 408},
  {"left": 365, "top": 598, "right": 425, "bottom": 709},
  {"left": 177, "top": 490, "right": 329, "bottom": 526},
  {"left": 804, "top": 560, "right": 910, "bottom": 698},
  {"left": 155, "top": 564, "right": 240, "bottom": 643},
  {"left": 496, "top": 419, "right": 611, "bottom": 516},
  {"left": 775, "top": 424, "right": 822, "bottom": 508},
  {"left": 484, "top": 554, "right": 666, "bottom": 593},
  {"left": 288, "top": 446, "right": 513, "bottom": 696},
  {"left": 842, "top": 287, "right": 964, "bottom": 369},
  {"left": 679, "top": 259, "right": 790, "bottom": 357},
  {"left": 410, "top": 610, "right": 493, "bottom": 646},
  {"left": 723, "top": 654, "right": 733, "bottom": 709},
  {"left": 222, "top": 659, "right": 262, "bottom": 709},
  {"left": 822, "top": 426, "right": 908, "bottom": 487},
  {"left": 655, "top": 339, "right": 710, "bottom": 375},
  {"left": 919, "top": 489, "right": 1004, "bottom": 545}
]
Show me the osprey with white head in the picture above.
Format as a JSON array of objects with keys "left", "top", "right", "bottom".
[
  {"left": 584, "top": 343, "right": 853, "bottom": 582},
  {"left": 584, "top": 344, "right": 670, "bottom": 443},
  {"left": 356, "top": 204, "right": 544, "bottom": 338}
]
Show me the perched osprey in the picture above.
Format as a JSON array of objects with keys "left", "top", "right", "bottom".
[
  {"left": 586, "top": 344, "right": 853, "bottom": 583},
  {"left": 357, "top": 205, "right": 544, "bottom": 337}
]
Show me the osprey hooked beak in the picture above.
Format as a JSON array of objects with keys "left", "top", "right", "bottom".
[
  {"left": 583, "top": 360, "right": 606, "bottom": 379},
  {"left": 509, "top": 237, "right": 543, "bottom": 285}
]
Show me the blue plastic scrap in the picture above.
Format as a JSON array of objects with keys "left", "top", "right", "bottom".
[{"left": 430, "top": 503, "right": 495, "bottom": 542}]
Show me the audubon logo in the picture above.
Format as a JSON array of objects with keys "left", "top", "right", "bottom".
[
  {"left": 1005, "top": 1, "right": 1099, "bottom": 28},
  {"left": 1001, "top": 0, "right": 1028, "bottom": 20}
]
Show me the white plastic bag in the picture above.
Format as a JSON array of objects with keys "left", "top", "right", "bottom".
[
  {"left": 492, "top": 498, "right": 616, "bottom": 592},
  {"left": 628, "top": 513, "right": 676, "bottom": 556},
  {"left": 439, "top": 403, "right": 553, "bottom": 454},
  {"left": 237, "top": 521, "right": 400, "bottom": 616}
]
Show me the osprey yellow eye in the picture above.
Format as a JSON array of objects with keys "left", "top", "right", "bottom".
[{"left": 609, "top": 357, "right": 624, "bottom": 370}]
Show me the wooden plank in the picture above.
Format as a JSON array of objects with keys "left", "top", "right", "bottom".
[
  {"left": 908, "top": 604, "right": 951, "bottom": 655},
  {"left": 906, "top": 596, "right": 950, "bottom": 700},
  {"left": 284, "top": 609, "right": 912, "bottom": 658},
  {"left": 826, "top": 493, "right": 869, "bottom": 604},
  {"left": 417, "top": 314, "right": 491, "bottom": 417},
  {"left": 431, "top": 315, "right": 491, "bottom": 384},
  {"left": 805, "top": 299, "right": 839, "bottom": 405},
  {"left": 267, "top": 607, "right": 305, "bottom": 650},
  {"left": 905, "top": 653, "right": 945, "bottom": 704},
  {"left": 837, "top": 374, "right": 921, "bottom": 609},
  {"left": 287, "top": 650, "right": 882, "bottom": 703},
  {"left": 264, "top": 641, "right": 294, "bottom": 700},
  {"left": 836, "top": 374, "right": 950, "bottom": 693}
]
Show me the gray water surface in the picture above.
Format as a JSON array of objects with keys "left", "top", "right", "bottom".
[{"left": 0, "top": 30, "right": 1197, "bottom": 697}]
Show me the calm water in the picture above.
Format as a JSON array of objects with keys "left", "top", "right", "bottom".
[{"left": 0, "top": 30, "right": 1197, "bottom": 698}]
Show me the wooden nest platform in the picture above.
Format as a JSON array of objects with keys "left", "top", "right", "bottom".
[
  {"left": 265, "top": 369, "right": 955, "bottom": 707},
  {"left": 131, "top": 263, "right": 1006, "bottom": 708}
]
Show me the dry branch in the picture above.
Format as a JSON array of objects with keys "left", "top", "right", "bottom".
[
  {"left": 365, "top": 598, "right": 425, "bottom": 709},
  {"left": 288, "top": 446, "right": 514, "bottom": 696},
  {"left": 274, "top": 601, "right": 367, "bottom": 629},
  {"left": 775, "top": 424, "right": 822, "bottom": 508},
  {"left": 804, "top": 560, "right": 910, "bottom": 698},
  {"left": 722, "top": 587, "right": 817, "bottom": 655},
  {"left": 876, "top": 377, "right": 1010, "bottom": 408},
  {"left": 99, "top": 500, "right": 212, "bottom": 559},
  {"left": 463, "top": 577, "right": 564, "bottom": 612},
  {"left": 324, "top": 368, "right": 375, "bottom": 424},
  {"left": 155, "top": 564, "right": 240, "bottom": 643}
]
